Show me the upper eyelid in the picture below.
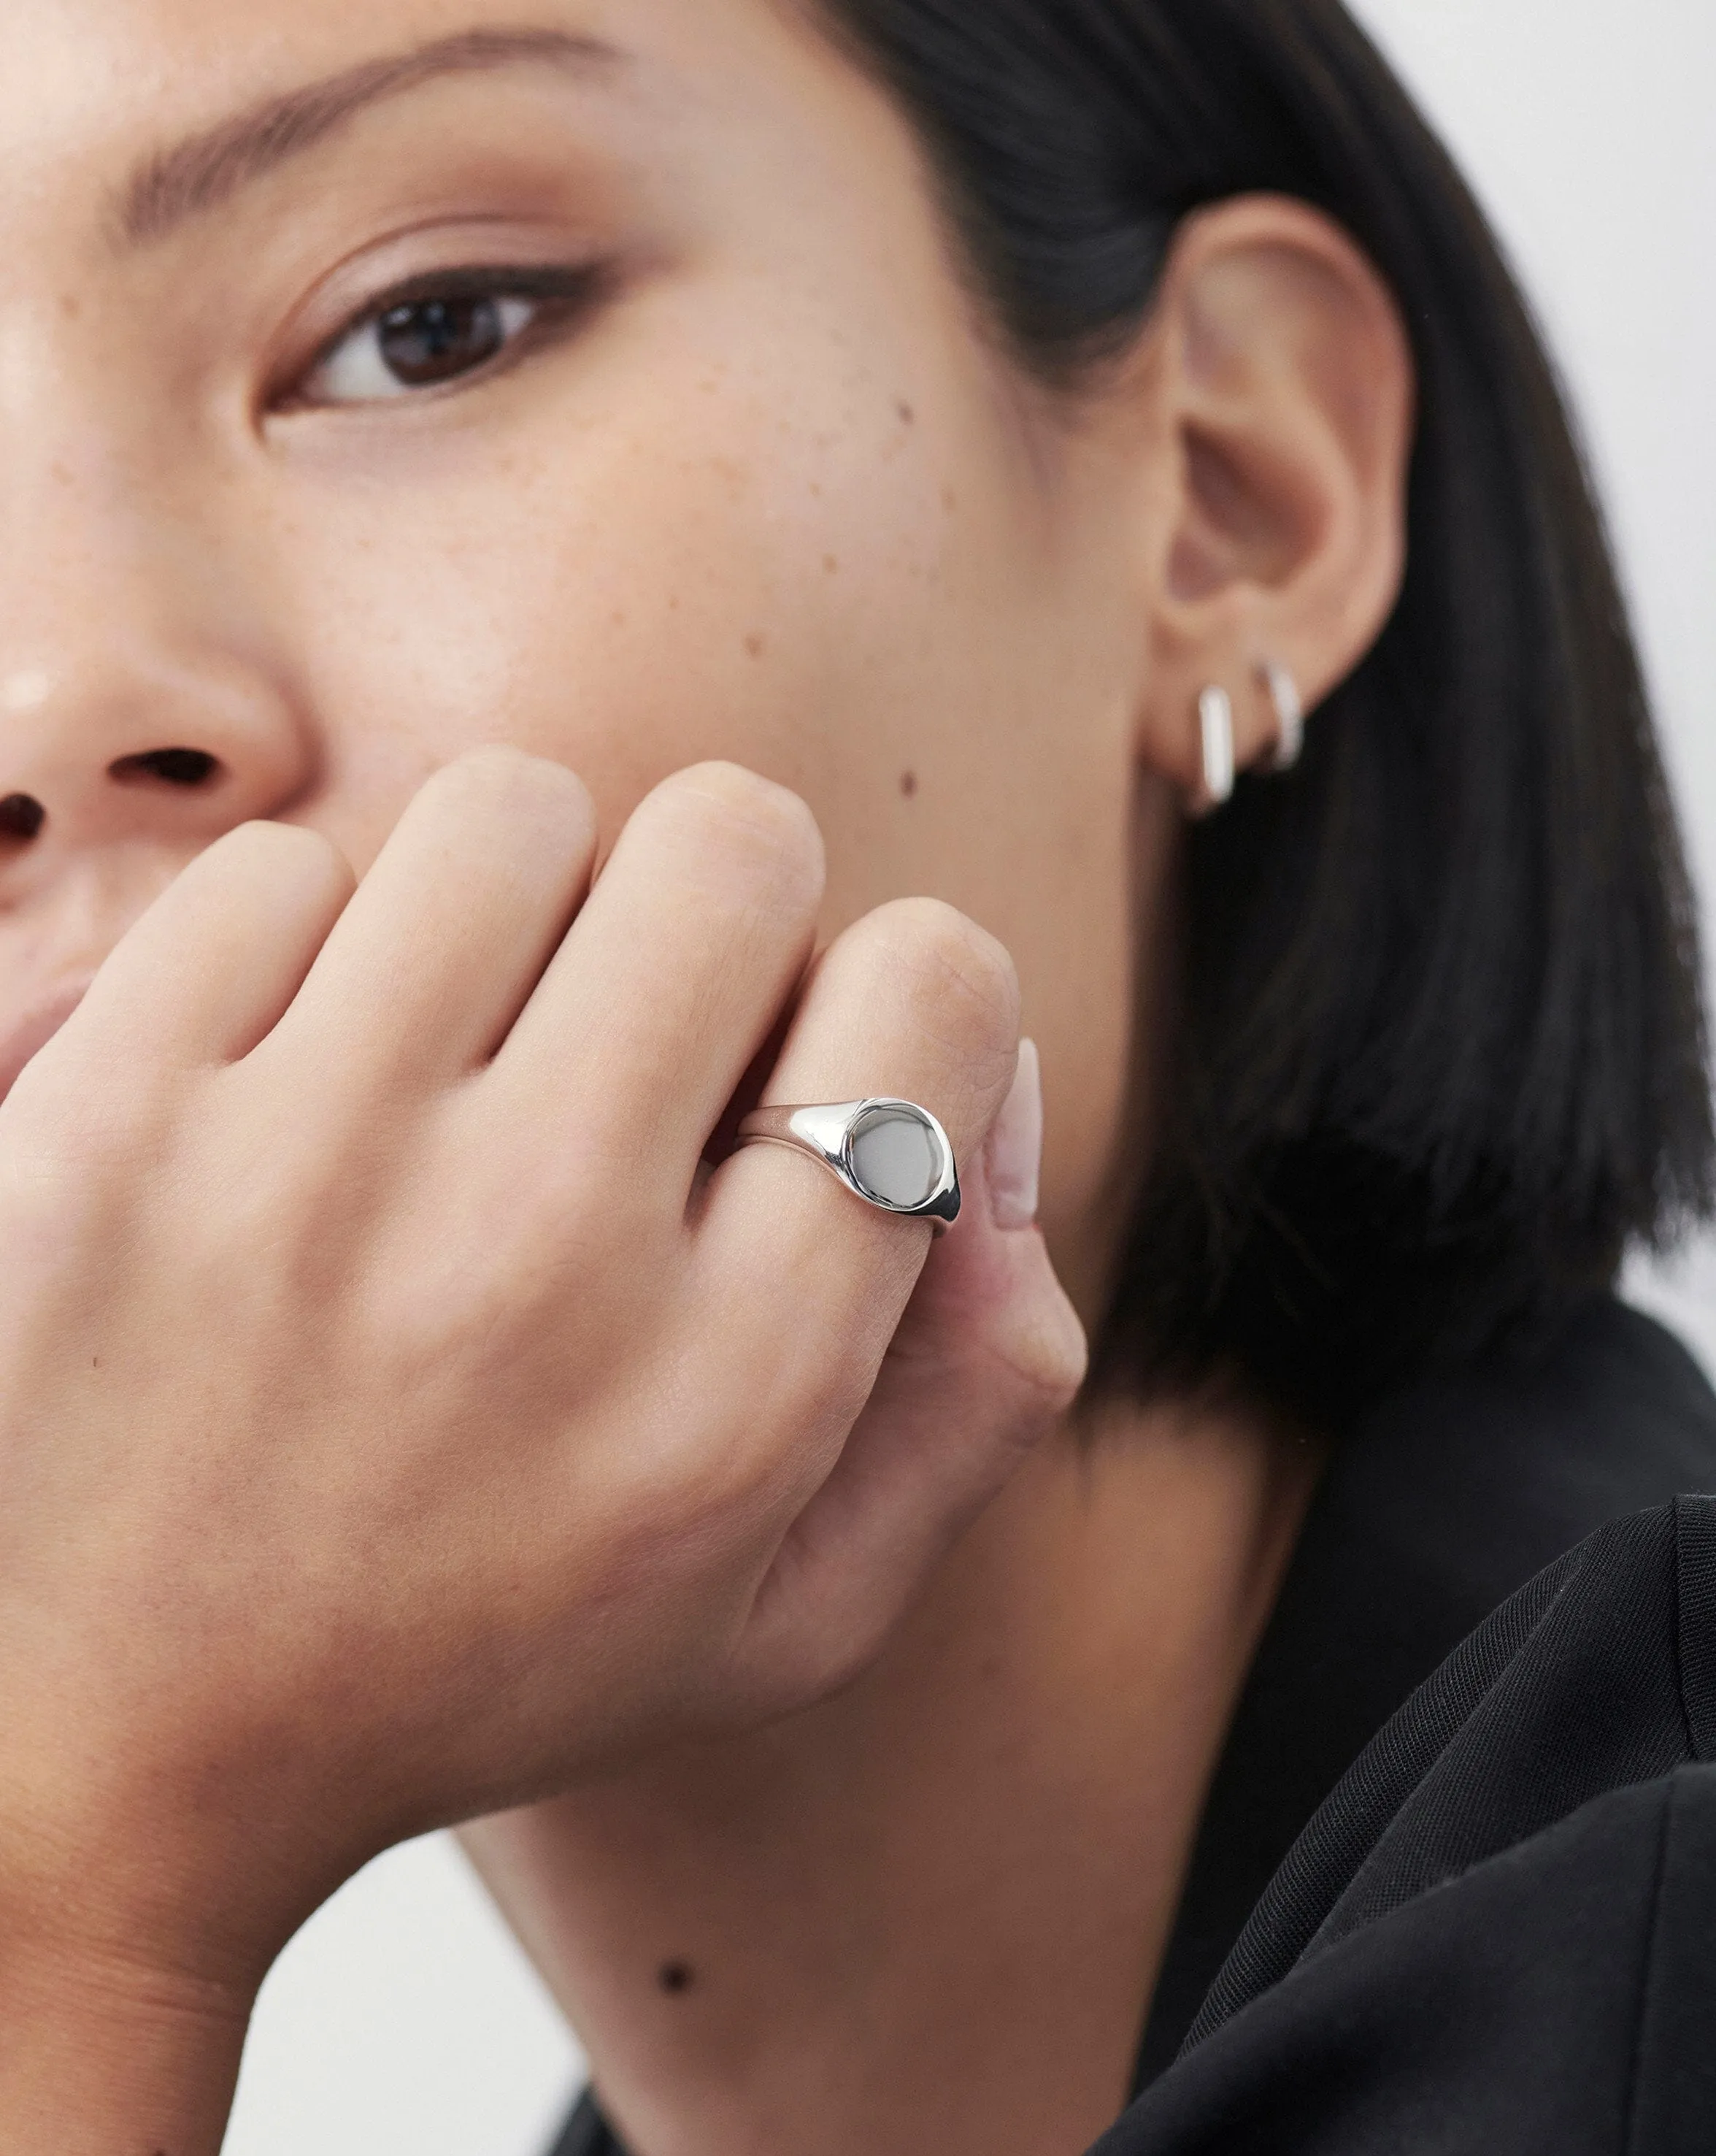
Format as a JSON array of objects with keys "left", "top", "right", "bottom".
[
  {"left": 318, "top": 261, "right": 601, "bottom": 354},
  {"left": 347, "top": 261, "right": 599, "bottom": 312},
  {"left": 274, "top": 258, "right": 607, "bottom": 407}
]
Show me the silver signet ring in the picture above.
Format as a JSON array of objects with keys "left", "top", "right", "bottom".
[{"left": 735, "top": 1099, "right": 961, "bottom": 1231}]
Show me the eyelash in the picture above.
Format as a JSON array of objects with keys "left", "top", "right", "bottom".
[{"left": 284, "top": 261, "right": 608, "bottom": 410}]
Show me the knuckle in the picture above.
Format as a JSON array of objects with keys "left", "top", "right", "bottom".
[
  {"left": 219, "top": 819, "right": 351, "bottom": 901},
  {"left": 866, "top": 899, "right": 1020, "bottom": 1056},
  {"left": 748, "top": 1597, "right": 903, "bottom": 1720},
  {"left": 642, "top": 764, "right": 826, "bottom": 911},
  {"left": 426, "top": 747, "right": 596, "bottom": 839},
  {"left": 809, "top": 1624, "right": 898, "bottom": 1707},
  {"left": 0, "top": 1068, "right": 170, "bottom": 1229},
  {"left": 988, "top": 1294, "right": 1090, "bottom": 1416}
]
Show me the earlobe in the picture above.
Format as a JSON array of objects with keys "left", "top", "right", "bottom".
[{"left": 1134, "top": 194, "right": 1415, "bottom": 805}]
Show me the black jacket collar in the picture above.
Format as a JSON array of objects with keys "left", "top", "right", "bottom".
[{"left": 1135, "top": 1296, "right": 1716, "bottom": 2083}]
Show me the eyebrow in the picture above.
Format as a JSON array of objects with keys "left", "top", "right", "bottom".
[{"left": 116, "top": 26, "right": 622, "bottom": 248}]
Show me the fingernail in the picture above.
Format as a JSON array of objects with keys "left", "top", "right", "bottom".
[{"left": 988, "top": 1039, "right": 1043, "bottom": 1232}]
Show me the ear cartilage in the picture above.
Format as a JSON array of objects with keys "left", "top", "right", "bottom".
[{"left": 1198, "top": 684, "right": 1236, "bottom": 810}]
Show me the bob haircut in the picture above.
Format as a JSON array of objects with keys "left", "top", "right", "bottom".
[{"left": 818, "top": 0, "right": 1715, "bottom": 1428}]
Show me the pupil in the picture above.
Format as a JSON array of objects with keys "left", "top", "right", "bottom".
[{"left": 378, "top": 296, "right": 506, "bottom": 387}]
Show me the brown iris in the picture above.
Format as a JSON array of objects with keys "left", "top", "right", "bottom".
[{"left": 376, "top": 296, "right": 508, "bottom": 388}]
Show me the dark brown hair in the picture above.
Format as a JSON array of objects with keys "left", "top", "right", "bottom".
[{"left": 821, "top": 0, "right": 1715, "bottom": 1425}]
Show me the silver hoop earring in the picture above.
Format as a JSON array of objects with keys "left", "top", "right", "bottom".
[
  {"left": 1197, "top": 686, "right": 1236, "bottom": 811},
  {"left": 1259, "top": 661, "right": 1305, "bottom": 772}
]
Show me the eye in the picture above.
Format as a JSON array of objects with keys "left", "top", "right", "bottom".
[
  {"left": 304, "top": 291, "right": 536, "bottom": 404},
  {"left": 293, "top": 267, "right": 600, "bottom": 408}
]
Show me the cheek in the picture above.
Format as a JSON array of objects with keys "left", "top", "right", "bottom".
[{"left": 263, "top": 360, "right": 971, "bottom": 875}]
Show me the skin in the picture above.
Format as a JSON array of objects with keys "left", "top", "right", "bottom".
[{"left": 0, "top": 1, "right": 1413, "bottom": 2149}]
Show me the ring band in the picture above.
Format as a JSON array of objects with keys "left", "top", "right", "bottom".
[{"left": 736, "top": 1098, "right": 961, "bottom": 1231}]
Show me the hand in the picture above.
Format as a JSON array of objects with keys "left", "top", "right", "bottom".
[{"left": 0, "top": 753, "right": 1082, "bottom": 2138}]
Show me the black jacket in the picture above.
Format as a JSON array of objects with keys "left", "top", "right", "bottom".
[{"left": 555, "top": 1298, "right": 1716, "bottom": 2155}]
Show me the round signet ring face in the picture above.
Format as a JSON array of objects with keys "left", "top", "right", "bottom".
[{"left": 735, "top": 1099, "right": 961, "bottom": 1231}]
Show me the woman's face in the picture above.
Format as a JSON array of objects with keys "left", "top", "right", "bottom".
[{"left": 0, "top": 0, "right": 1169, "bottom": 1275}]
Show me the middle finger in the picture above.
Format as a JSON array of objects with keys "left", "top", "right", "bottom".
[{"left": 484, "top": 763, "right": 825, "bottom": 1181}]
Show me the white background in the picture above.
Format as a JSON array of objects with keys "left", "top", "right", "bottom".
[{"left": 223, "top": 4, "right": 1716, "bottom": 2149}]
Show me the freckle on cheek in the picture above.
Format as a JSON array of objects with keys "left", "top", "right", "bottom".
[
  {"left": 823, "top": 555, "right": 839, "bottom": 575},
  {"left": 744, "top": 633, "right": 766, "bottom": 660}
]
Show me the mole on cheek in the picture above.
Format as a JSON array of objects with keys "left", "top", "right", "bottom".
[
  {"left": 658, "top": 1961, "right": 696, "bottom": 1996},
  {"left": 899, "top": 771, "right": 918, "bottom": 799}
]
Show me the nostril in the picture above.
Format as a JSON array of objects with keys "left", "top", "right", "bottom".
[
  {"left": 0, "top": 793, "right": 47, "bottom": 842},
  {"left": 109, "top": 748, "right": 224, "bottom": 790}
]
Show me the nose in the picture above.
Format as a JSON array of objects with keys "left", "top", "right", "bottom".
[
  {"left": 0, "top": 459, "right": 317, "bottom": 935},
  {"left": 0, "top": 639, "right": 312, "bottom": 863},
  {"left": 0, "top": 440, "right": 320, "bottom": 1098}
]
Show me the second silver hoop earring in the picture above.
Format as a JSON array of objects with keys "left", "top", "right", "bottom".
[
  {"left": 1198, "top": 685, "right": 1236, "bottom": 810},
  {"left": 1260, "top": 661, "right": 1305, "bottom": 772}
]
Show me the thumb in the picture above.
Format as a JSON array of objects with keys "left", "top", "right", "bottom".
[{"left": 737, "top": 1042, "right": 1088, "bottom": 1704}]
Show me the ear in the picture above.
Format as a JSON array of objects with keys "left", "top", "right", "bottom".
[{"left": 1129, "top": 196, "right": 1415, "bottom": 806}]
